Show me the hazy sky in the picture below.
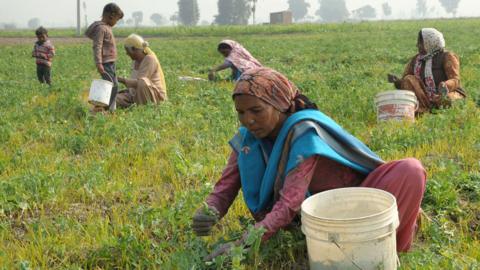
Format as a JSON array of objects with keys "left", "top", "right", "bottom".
[{"left": 1, "top": 0, "right": 479, "bottom": 28}]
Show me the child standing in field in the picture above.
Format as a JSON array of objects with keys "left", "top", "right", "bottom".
[
  {"left": 85, "top": 3, "right": 124, "bottom": 113},
  {"left": 32, "top": 27, "right": 55, "bottom": 85}
]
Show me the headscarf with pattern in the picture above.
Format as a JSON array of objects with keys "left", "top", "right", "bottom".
[
  {"left": 414, "top": 28, "right": 446, "bottom": 98},
  {"left": 233, "top": 68, "right": 309, "bottom": 113},
  {"left": 220, "top": 40, "right": 262, "bottom": 72}
]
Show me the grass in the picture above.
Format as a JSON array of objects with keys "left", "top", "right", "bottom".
[{"left": 0, "top": 19, "right": 479, "bottom": 269}]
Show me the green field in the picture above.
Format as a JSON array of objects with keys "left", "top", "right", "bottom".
[{"left": 0, "top": 20, "right": 479, "bottom": 269}]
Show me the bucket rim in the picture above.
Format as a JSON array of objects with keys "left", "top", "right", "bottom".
[
  {"left": 301, "top": 210, "right": 399, "bottom": 233},
  {"left": 375, "top": 90, "right": 416, "bottom": 96},
  {"left": 301, "top": 187, "right": 397, "bottom": 222},
  {"left": 92, "top": 78, "right": 114, "bottom": 86}
]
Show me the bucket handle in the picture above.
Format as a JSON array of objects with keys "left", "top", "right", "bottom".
[
  {"left": 331, "top": 237, "right": 399, "bottom": 270},
  {"left": 101, "top": 72, "right": 114, "bottom": 83},
  {"left": 331, "top": 239, "right": 364, "bottom": 270}
]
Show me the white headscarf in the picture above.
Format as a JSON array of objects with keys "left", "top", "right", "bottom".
[
  {"left": 421, "top": 28, "right": 445, "bottom": 55},
  {"left": 414, "top": 28, "right": 446, "bottom": 97}
]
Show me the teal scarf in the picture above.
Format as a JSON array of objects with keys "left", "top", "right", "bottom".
[{"left": 229, "top": 110, "right": 384, "bottom": 214}]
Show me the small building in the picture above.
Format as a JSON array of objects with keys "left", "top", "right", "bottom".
[{"left": 270, "top": 11, "right": 293, "bottom": 25}]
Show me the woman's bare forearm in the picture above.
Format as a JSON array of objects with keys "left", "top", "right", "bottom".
[{"left": 211, "top": 63, "right": 230, "bottom": 72}]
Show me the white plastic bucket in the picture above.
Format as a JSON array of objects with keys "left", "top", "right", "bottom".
[
  {"left": 88, "top": 79, "right": 113, "bottom": 107},
  {"left": 374, "top": 90, "right": 418, "bottom": 122},
  {"left": 301, "top": 187, "right": 400, "bottom": 270}
]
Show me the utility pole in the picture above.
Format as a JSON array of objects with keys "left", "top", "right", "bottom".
[
  {"left": 76, "top": 0, "right": 81, "bottom": 36},
  {"left": 83, "top": 1, "right": 88, "bottom": 29},
  {"left": 251, "top": 0, "right": 258, "bottom": 25}
]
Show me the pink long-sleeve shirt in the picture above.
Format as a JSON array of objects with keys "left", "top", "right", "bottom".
[{"left": 205, "top": 151, "right": 365, "bottom": 240}]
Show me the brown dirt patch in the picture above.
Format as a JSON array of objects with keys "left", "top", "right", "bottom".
[
  {"left": 0, "top": 37, "right": 90, "bottom": 45},
  {"left": 0, "top": 36, "right": 134, "bottom": 45}
]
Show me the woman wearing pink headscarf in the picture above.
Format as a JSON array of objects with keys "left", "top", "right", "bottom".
[{"left": 208, "top": 40, "right": 262, "bottom": 81}]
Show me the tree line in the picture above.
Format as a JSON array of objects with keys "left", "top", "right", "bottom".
[{"left": 6, "top": 0, "right": 464, "bottom": 30}]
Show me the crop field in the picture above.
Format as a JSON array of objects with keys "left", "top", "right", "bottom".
[{"left": 0, "top": 19, "right": 479, "bottom": 269}]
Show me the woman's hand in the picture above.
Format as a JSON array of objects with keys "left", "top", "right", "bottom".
[
  {"left": 204, "top": 234, "right": 246, "bottom": 262},
  {"left": 439, "top": 82, "right": 449, "bottom": 96},
  {"left": 204, "top": 230, "right": 255, "bottom": 261},
  {"left": 205, "top": 242, "right": 234, "bottom": 262},
  {"left": 204, "top": 225, "right": 265, "bottom": 262},
  {"left": 438, "top": 82, "right": 451, "bottom": 107},
  {"left": 118, "top": 78, "right": 138, "bottom": 88},
  {"left": 192, "top": 204, "right": 219, "bottom": 236},
  {"left": 387, "top": 73, "right": 399, "bottom": 83}
]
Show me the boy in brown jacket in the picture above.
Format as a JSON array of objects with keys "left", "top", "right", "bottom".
[{"left": 85, "top": 3, "right": 124, "bottom": 112}]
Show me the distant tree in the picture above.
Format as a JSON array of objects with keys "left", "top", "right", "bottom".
[
  {"left": 126, "top": 18, "right": 134, "bottom": 27},
  {"left": 232, "top": 0, "right": 251, "bottom": 24},
  {"left": 215, "top": 0, "right": 234, "bottom": 25},
  {"left": 439, "top": 0, "right": 461, "bottom": 16},
  {"left": 316, "top": 0, "right": 349, "bottom": 22},
  {"left": 3, "top": 23, "right": 17, "bottom": 30},
  {"left": 288, "top": 0, "right": 310, "bottom": 22},
  {"left": 352, "top": 5, "right": 377, "bottom": 20},
  {"left": 28, "top": 18, "right": 41, "bottom": 29},
  {"left": 178, "top": 0, "right": 200, "bottom": 26},
  {"left": 304, "top": 15, "right": 316, "bottom": 22},
  {"left": 382, "top": 2, "right": 392, "bottom": 17},
  {"left": 132, "top": 11, "right": 144, "bottom": 27},
  {"left": 150, "top": 13, "right": 166, "bottom": 26},
  {"left": 416, "top": 0, "right": 428, "bottom": 18},
  {"left": 170, "top": 12, "right": 179, "bottom": 25},
  {"left": 215, "top": 0, "right": 251, "bottom": 25},
  {"left": 200, "top": 20, "right": 211, "bottom": 25}
]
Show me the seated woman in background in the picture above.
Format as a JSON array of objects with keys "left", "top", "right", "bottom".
[
  {"left": 208, "top": 40, "right": 262, "bottom": 81},
  {"left": 193, "top": 68, "right": 427, "bottom": 260},
  {"left": 388, "top": 28, "right": 466, "bottom": 113},
  {"left": 116, "top": 34, "right": 167, "bottom": 109}
]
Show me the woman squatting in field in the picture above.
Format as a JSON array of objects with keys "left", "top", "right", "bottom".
[
  {"left": 388, "top": 28, "right": 466, "bottom": 113},
  {"left": 208, "top": 40, "right": 262, "bottom": 82},
  {"left": 193, "top": 67, "right": 427, "bottom": 260},
  {"left": 116, "top": 34, "right": 167, "bottom": 108}
]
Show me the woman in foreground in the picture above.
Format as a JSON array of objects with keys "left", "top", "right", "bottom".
[{"left": 193, "top": 68, "right": 427, "bottom": 260}]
